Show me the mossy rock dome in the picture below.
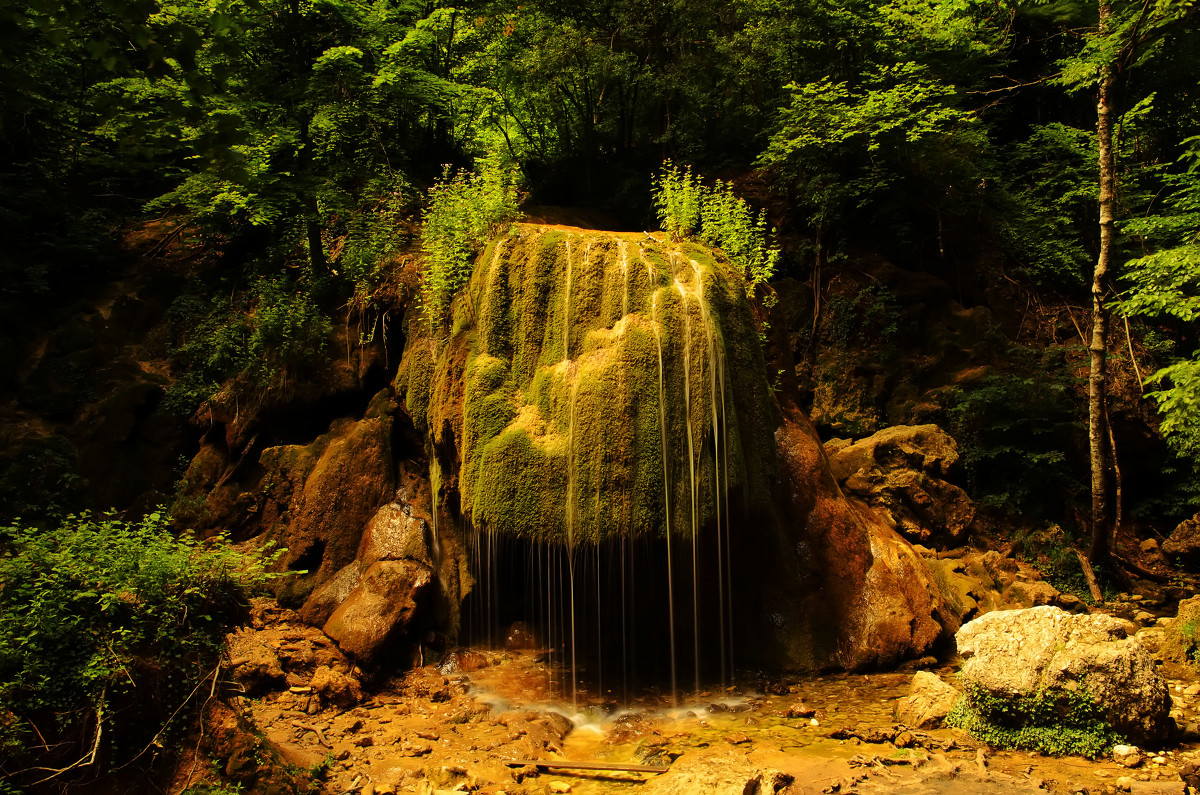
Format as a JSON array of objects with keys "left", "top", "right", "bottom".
[{"left": 398, "top": 224, "right": 779, "bottom": 545}]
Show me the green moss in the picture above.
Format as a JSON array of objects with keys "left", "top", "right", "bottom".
[
  {"left": 946, "top": 683, "right": 1123, "bottom": 758},
  {"left": 396, "top": 338, "right": 435, "bottom": 432},
  {"left": 409, "top": 225, "right": 779, "bottom": 544}
]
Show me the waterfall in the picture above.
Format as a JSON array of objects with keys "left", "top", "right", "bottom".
[
  {"left": 425, "top": 226, "right": 770, "bottom": 701},
  {"left": 652, "top": 289, "right": 678, "bottom": 703}
]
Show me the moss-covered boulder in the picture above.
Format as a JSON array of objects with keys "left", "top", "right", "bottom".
[
  {"left": 956, "top": 606, "right": 1171, "bottom": 746},
  {"left": 398, "top": 226, "right": 777, "bottom": 544}
]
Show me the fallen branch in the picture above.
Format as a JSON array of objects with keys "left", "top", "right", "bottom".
[
  {"left": 1113, "top": 553, "right": 1170, "bottom": 584},
  {"left": 506, "top": 759, "right": 670, "bottom": 774},
  {"left": 1074, "top": 549, "right": 1104, "bottom": 604}
]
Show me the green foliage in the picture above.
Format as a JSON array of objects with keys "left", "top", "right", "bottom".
[
  {"left": 823, "top": 283, "right": 900, "bottom": 350},
  {"left": 420, "top": 154, "right": 522, "bottom": 330},
  {"left": 0, "top": 511, "right": 281, "bottom": 776},
  {"left": 652, "top": 161, "right": 781, "bottom": 296},
  {"left": 997, "top": 123, "right": 1097, "bottom": 289},
  {"left": 758, "top": 60, "right": 987, "bottom": 249},
  {"left": 1013, "top": 524, "right": 1110, "bottom": 602},
  {"left": 164, "top": 276, "right": 333, "bottom": 415},
  {"left": 653, "top": 162, "right": 705, "bottom": 239},
  {"left": 1116, "top": 139, "right": 1200, "bottom": 458},
  {"left": 181, "top": 784, "right": 245, "bottom": 795},
  {"left": 944, "top": 355, "right": 1084, "bottom": 516},
  {"left": 1178, "top": 618, "right": 1200, "bottom": 664},
  {"left": 946, "top": 683, "right": 1124, "bottom": 758}
]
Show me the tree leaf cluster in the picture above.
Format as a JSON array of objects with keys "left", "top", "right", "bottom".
[{"left": 0, "top": 511, "right": 281, "bottom": 780}]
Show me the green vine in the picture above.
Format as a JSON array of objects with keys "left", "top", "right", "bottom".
[{"left": 946, "top": 683, "right": 1123, "bottom": 758}]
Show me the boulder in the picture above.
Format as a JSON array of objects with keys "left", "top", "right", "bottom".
[
  {"left": 956, "top": 606, "right": 1172, "bottom": 745},
  {"left": 323, "top": 560, "right": 435, "bottom": 664},
  {"left": 309, "top": 665, "right": 363, "bottom": 708},
  {"left": 299, "top": 500, "right": 434, "bottom": 626},
  {"left": 825, "top": 424, "right": 974, "bottom": 544},
  {"left": 746, "top": 412, "right": 953, "bottom": 671},
  {"left": 1157, "top": 595, "right": 1200, "bottom": 665},
  {"left": 895, "top": 671, "right": 959, "bottom": 729},
  {"left": 1164, "top": 513, "right": 1200, "bottom": 569},
  {"left": 270, "top": 415, "right": 396, "bottom": 595}
]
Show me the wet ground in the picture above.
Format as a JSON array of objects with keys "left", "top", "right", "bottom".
[{"left": 240, "top": 648, "right": 1200, "bottom": 795}]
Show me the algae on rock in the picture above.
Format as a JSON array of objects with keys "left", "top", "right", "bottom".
[{"left": 397, "top": 224, "right": 778, "bottom": 545}]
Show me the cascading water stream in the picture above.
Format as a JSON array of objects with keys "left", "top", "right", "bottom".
[
  {"left": 651, "top": 290, "right": 678, "bottom": 704},
  {"left": 674, "top": 272, "right": 702, "bottom": 696},
  {"left": 693, "top": 259, "right": 732, "bottom": 684}
]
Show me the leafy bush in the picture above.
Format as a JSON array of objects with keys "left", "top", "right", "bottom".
[
  {"left": 420, "top": 153, "right": 522, "bottom": 330},
  {"left": 652, "top": 161, "right": 781, "bottom": 296},
  {"left": 944, "top": 354, "right": 1084, "bottom": 516},
  {"left": 0, "top": 512, "right": 280, "bottom": 782},
  {"left": 946, "top": 683, "right": 1123, "bottom": 758},
  {"left": 164, "top": 276, "right": 332, "bottom": 414},
  {"left": 823, "top": 283, "right": 900, "bottom": 351},
  {"left": 1013, "top": 524, "right": 1110, "bottom": 603}
]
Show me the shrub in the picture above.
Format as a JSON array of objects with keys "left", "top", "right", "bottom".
[
  {"left": 0, "top": 512, "right": 280, "bottom": 784},
  {"left": 944, "top": 354, "right": 1084, "bottom": 516},
  {"left": 652, "top": 161, "right": 780, "bottom": 296},
  {"left": 420, "top": 153, "right": 522, "bottom": 330},
  {"left": 164, "top": 276, "right": 332, "bottom": 414},
  {"left": 946, "top": 683, "right": 1123, "bottom": 758}
]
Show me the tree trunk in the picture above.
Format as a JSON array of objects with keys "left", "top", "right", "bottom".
[{"left": 1088, "top": 0, "right": 1116, "bottom": 564}]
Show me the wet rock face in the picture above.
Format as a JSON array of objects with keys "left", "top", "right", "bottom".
[
  {"left": 748, "top": 411, "right": 950, "bottom": 671},
  {"left": 956, "top": 606, "right": 1172, "bottom": 745},
  {"left": 825, "top": 424, "right": 974, "bottom": 545},
  {"left": 299, "top": 499, "right": 435, "bottom": 627},
  {"left": 175, "top": 402, "right": 397, "bottom": 604}
]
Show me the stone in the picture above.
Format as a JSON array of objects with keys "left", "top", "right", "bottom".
[
  {"left": 1114, "top": 745, "right": 1145, "bottom": 767},
  {"left": 825, "top": 424, "right": 975, "bottom": 545},
  {"left": 1005, "top": 579, "right": 1061, "bottom": 609},
  {"left": 505, "top": 621, "right": 539, "bottom": 650},
  {"left": 227, "top": 630, "right": 286, "bottom": 696},
  {"left": 272, "top": 415, "right": 397, "bottom": 600},
  {"left": 1136, "top": 626, "right": 1167, "bottom": 656},
  {"left": 540, "top": 711, "right": 575, "bottom": 741},
  {"left": 300, "top": 495, "right": 437, "bottom": 626},
  {"left": 1141, "top": 538, "right": 1160, "bottom": 554},
  {"left": 323, "top": 559, "right": 435, "bottom": 664},
  {"left": 895, "top": 671, "right": 959, "bottom": 729},
  {"left": 956, "top": 606, "right": 1172, "bottom": 745},
  {"left": 356, "top": 501, "right": 434, "bottom": 567},
  {"left": 1158, "top": 596, "right": 1200, "bottom": 665},
  {"left": 1164, "top": 513, "right": 1200, "bottom": 569},
  {"left": 310, "top": 665, "right": 363, "bottom": 708},
  {"left": 400, "top": 739, "right": 432, "bottom": 756}
]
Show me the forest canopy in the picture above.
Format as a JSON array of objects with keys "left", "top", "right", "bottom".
[{"left": 1, "top": 0, "right": 1199, "bottom": 524}]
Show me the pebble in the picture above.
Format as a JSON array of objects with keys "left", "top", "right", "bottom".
[{"left": 549, "top": 782, "right": 572, "bottom": 793}]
